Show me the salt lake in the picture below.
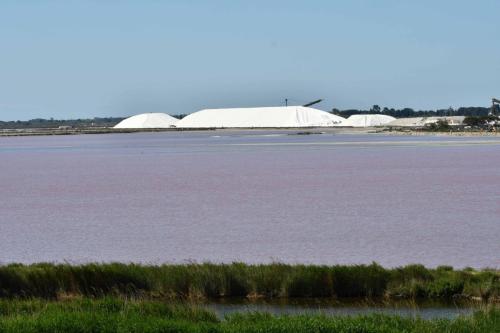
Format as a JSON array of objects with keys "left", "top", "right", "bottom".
[{"left": 1, "top": 130, "right": 499, "bottom": 268}]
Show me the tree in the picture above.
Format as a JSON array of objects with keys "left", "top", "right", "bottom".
[
  {"left": 427, "top": 119, "right": 450, "bottom": 131},
  {"left": 463, "top": 116, "right": 485, "bottom": 127}
]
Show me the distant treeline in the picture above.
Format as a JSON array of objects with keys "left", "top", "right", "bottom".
[
  {"left": 332, "top": 105, "right": 498, "bottom": 118},
  {"left": 0, "top": 117, "right": 125, "bottom": 129},
  {"left": 0, "top": 115, "right": 186, "bottom": 129}
]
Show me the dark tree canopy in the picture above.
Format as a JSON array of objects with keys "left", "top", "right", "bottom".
[
  {"left": 332, "top": 105, "right": 494, "bottom": 118},
  {"left": 0, "top": 115, "right": 186, "bottom": 129}
]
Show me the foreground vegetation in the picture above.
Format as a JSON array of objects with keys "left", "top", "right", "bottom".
[
  {"left": 0, "top": 263, "right": 498, "bottom": 301},
  {"left": 0, "top": 298, "right": 498, "bottom": 333}
]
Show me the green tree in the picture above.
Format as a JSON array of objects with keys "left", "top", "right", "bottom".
[{"left": 427, "top": 119, "right": 450, "bottom": 131}]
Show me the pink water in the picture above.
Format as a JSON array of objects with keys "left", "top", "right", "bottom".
[{"left": 1, "top": 131, "right": 499, "bottom": 268}]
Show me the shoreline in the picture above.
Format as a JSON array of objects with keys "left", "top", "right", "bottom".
[
  {"left": 0, "top": 298, "right": 497, "bottom": 333},
  {"left": 377, "top": 129, "right": 500, "bottom": 137},
  {"left": 1, "top": 126, "right": 499, "bottom": 137}
]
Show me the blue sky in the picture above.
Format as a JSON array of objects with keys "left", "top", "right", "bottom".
[{"left": 1, "top": 0, "right": 499, "bottom": 120}]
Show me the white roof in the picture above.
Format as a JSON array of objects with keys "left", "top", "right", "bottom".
[
  {"left": 114, "top": 113, "right": 178, "bottom": 129},
  {"left": 342, "top": 114, "right": 396, "bottom": 127},
  {"left": 176, "top": 106, "right": 345, "bottom": 128},
  {"left": 387, "top": 116, "right": 465, "bottom": 127}
]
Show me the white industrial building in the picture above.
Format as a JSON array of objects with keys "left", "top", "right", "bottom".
[
  {"left": 114, "top": 113, "right": 179, "bottom": 129},
  {"left": 342, "top": 114, "right": 396, "bottom": 127},
  {"left": 386, "top": 116, "right": 465, "bottom": 127},
  {"left": 175, "top": 106, "right": 345, "bottom": 128}
]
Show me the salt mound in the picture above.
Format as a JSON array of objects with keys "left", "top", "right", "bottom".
[
  {"left": 176, "top": 106, "right": 345, "bottom": 128},
  {"left": 114, "top": 113, "right": 179, "bottom": 129},
  {"left": 343, "top": 114, "right": 396, "bottom": 127}
]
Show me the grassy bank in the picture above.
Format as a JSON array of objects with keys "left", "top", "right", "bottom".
[
  {"left": 0, "top": 298, "right": 498, "bottom": 333},
  {"left": 0, "top": 263, "right": 498, "bottom": 301}
]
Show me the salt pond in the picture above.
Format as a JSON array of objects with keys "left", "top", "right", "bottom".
[{"left": 1, "top": 130, "right": 499, "bottom": 267}]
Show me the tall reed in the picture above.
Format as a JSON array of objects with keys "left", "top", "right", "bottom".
[{"left": 0, "top": 263, "right": 498, "bottom": 300}]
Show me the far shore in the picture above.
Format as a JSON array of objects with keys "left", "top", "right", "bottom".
[{"left": 1, "top": 126, "right": 499, "bottom": 137}]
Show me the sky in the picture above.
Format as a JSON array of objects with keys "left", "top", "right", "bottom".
[{"left": 1, "top": 0, "right": 499, "bottom": 121}]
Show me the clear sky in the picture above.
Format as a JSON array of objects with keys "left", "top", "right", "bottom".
[{"left": 1, "top": 0, "right": 499, "bottom": 121}]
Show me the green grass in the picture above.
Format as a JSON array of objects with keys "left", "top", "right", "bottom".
[
  {"left": 0, "top": 263, "right": 498, "bottom": 301},
  {"left": 0, "top": 298, "right": 498, "bottom": 333}
]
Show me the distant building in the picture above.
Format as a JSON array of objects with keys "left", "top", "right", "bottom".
[
  {"left": 386, "top": 116, "right": 465, "bottom": 127},
  {"left": 342, "top": 114, "right": 396, "bottom": 127}
]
